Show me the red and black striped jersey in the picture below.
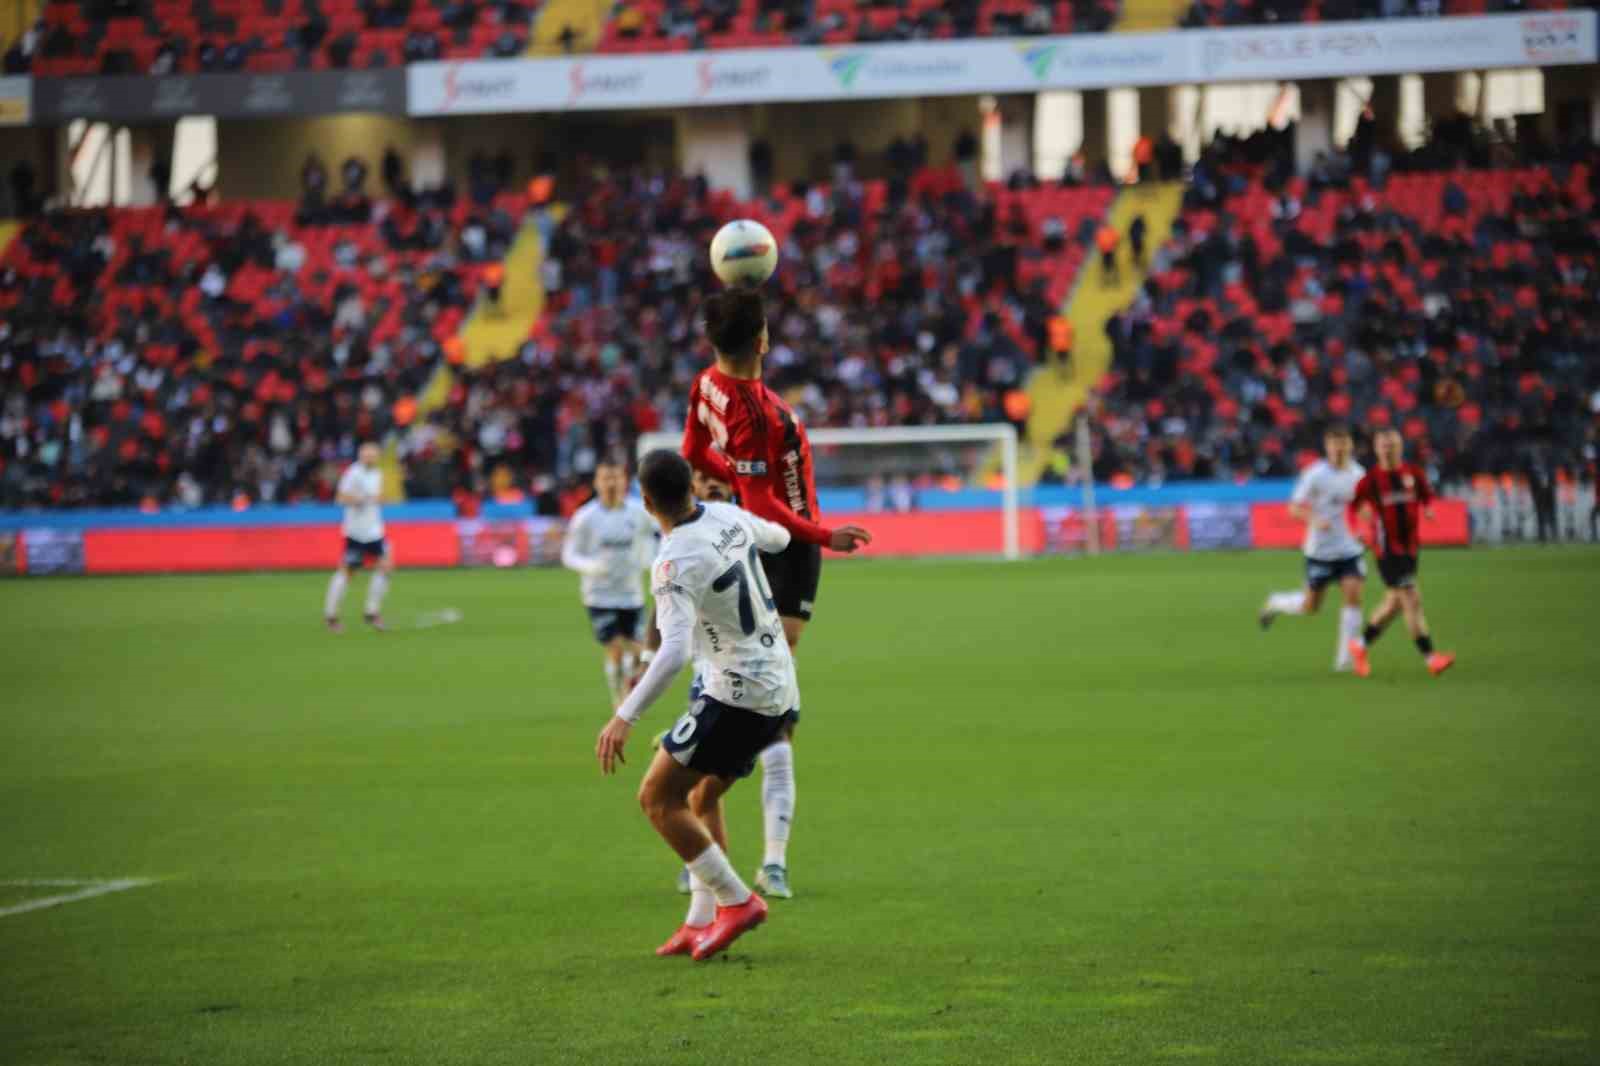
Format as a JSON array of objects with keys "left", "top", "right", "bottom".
[
  {"left": 681, "top": 365, "right": 832, "bottom": 547},
  {"left": 1352, "top": 462, "right": 1434, "bottom": 558}
]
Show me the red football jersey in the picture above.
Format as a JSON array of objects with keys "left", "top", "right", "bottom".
[
  {"left": 681, "top": 366, "right": 832, "bottom": 547},
  {"left": 1352, "top": 462, "right": 1434, "bottom": 558}
]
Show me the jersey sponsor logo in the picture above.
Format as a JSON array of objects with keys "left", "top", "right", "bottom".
[
  {"left": 713, "top": 523, "right": 750, "bottom": 556},
  {"left": 734, "top": 459, "right": 768, "bottom": 475},
  {"left": 781, "top": 448, "right": 805, "bottom": 515},
  {"left": 700, "top": 619, "right": 723, "bottom": 654},
  {"left": 700, "top": 377, "right": 731, "bottom": 415}
]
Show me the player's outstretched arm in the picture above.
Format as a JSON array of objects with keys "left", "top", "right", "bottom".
[
  {"left": 738, "top": 476, "right": 871, "bottom": 550},
  {"left": 828, "top": 525, "right": 873, "bottom": 553},
  {"left": 598, "top": 564, "right": 694, "bottom": 774},
  {"left": 746, "top": 512, "right": 793, "bottom": 555}
]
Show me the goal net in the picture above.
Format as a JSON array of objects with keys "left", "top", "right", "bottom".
[{"left": 636, "top": 423, "right": 1023, "bottom": 560}]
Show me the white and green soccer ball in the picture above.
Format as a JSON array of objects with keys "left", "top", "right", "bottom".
[{"left": 709, "top": 219, "right": 779, "bottom": 288}]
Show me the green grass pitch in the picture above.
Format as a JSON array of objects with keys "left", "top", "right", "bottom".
[{"left": 2, "top": 549, "right": 1597, "bottom": 1066}]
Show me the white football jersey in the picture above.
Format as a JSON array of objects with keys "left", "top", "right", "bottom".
[
  {"left": 1291, "top": 458, "right": 1365, "bottom": 560},
  {"left": 562, "top": 497, "right": 657, "bottom": 609},
  {"left": 337, "top": 463, "right": 385, "bottom": 542},
  {"left": 651, "top": 501, "right": 797, "bottom": 717}
]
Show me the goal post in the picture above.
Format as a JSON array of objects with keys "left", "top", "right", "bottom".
[{"left": 636, "top": 423, "right": 1023, "bottom": 561}]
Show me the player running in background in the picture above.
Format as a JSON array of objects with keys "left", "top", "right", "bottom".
[
  {"left": 674, "top": 287, "right": 871, "bottom": 900},
  {"left": 324, "top": 442, "right": 392, "bottom": 633},
  {"left": 1347, "top": 428, "right": 1456, "bottom": 678},
  {"left": 1259, "top": 425, "right": 1367, "bottom": 671},
  {"left": 562, "top": 458, "right": 659, "bottom": 708},
  {"left": 596, "top": 451, "right": 797, "bottom": 961}
]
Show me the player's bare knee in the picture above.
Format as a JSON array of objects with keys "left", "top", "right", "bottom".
[{"left": 637, "top": 780, "right": 679, "bottom": 826}]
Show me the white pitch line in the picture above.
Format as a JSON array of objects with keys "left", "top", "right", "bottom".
[{"left": 0, "top": 878, "right": 157, "bottom": 918}]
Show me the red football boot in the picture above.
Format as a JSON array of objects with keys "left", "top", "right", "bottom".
[
  {"left": 655, "top": 923, "right": 707, "bottom": 958},
  {"left": 691, "top": 894, "right": 768, "bottom": 961},
  {"left": 1348, "top": 639, "right": 1371, "bottom": 678},
  {"left": 1426, "top": 652, "right": 1456, "bottom": 677}
]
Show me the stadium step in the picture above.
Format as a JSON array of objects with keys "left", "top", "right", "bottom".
[
  {"left": 415, "top": 213, "right": 549, "bottom": 427},
  {"left": 459, "top": 219, "right": 547, "bottom": 369},
  {"left": 380, "top": 439, "right": 406, "bottom": 503},
  {"left": 1117, "top": 0, "right": 1192, "bottom": 31},
  {"left": 530, "top": 0, "right": 608, "bottom": 54},
  {"left": 1020, "top": 180, "right": 1183, "bottom": 483}
]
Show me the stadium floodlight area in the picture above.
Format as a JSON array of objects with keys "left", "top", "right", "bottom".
[{"left": 637, "top": 423, "right": 1022, "bottom": 561}]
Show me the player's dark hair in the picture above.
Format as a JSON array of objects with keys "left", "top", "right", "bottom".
[
  {"left": 638, "top": 449, "right": 694, "bottom": 516},
  {"left": 1324, "top": 423, "right": 1352, "bottom": 439},
  {"left": 702, "top": 288, "right": 766, "bottom": 360}
]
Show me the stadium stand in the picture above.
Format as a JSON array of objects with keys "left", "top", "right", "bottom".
[
  {"left": 28, "top": 0, "right": 539, "bottom": 76},
  {"left": 0, "top": 187, "right": 522, "bottom": 507},
  {"left": 0, "top": 162, "right": 1113, "bottom": 509},
  {"left": 1176, "top": 0, "right": 1572, "bottom": 28},
  {"left": 1089, "top": 132, "right": 1600, "bottom": 490},
  {"left": 20, "top": 0, "right": 1572, "bottom": 70},
  {"left": 23, "top": 0, "right": 1125, "bottom": 74}
]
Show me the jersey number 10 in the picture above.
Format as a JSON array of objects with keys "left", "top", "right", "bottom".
[{"left": 711, "top": 546, "right": 777, "bottom": 636}]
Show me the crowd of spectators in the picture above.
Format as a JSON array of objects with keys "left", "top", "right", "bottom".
[
  {"left": 24, "top": 0, "right": 1129, "bottom": 75},
  {"left": 398, "top": 146, "right": 1111, "bottom": 508},
  {"left": 0, "top": 178, "right": 513, "bottom": 509},
  {"left": 23, "top": 0, "right": 1581, "bottom": 72},
  {"left": 7, "top": 116, "right": 1599, "bottom": 513},
  {"left": 28, "top": 0, "right": 536, "bottom": 77},
  {"left": 1, "top": 131, "right": 1112, "bottom": 512},
  {"left": 1176, "top": 0, "right": 1566, "bottom": 29},
  {"left": 600, "top": 0, "right": 1119, "bottom": 52},
  {"left": 1090, "top": 121, "right": 1600, "bottom": 492}
]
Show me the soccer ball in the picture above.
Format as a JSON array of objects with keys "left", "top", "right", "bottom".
[{"left": 709, "top": 219, "right": 779, "bottom": 288}]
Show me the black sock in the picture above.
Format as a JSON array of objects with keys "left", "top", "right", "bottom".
[
  {"left": 1415, "top": 634, "right": 1434, "bottom": 655},
  {"left": 1363, "top": 623, "right": 1386, "bottom": 645}
]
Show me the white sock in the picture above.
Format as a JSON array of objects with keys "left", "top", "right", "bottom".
[
  {"left": 686, "top": 843, "right": 751, "bottom": 907},
  {"left": 1267, "top": 590, "right": 1308, "bottom": 615},
  {"left": 620, "top": 650, "right": 636, "bottom": 680},
  {"left": 760, "top": 741, "right": 795, "bottom": 868},
  {"left": 364, "top": 571, "right": 389, "bottom": 615},
  {"left": 1337, "top": 606, "right": 1362, "bottom": 666},
  {"left": 324, "top": 570, "right": 348, "bottom": 619},
  {"left": 684, "top": 870, "right": 715, "bottom": 928},
  {"left": 603, "top": 660, "right": 622, "bottom": 705}
]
